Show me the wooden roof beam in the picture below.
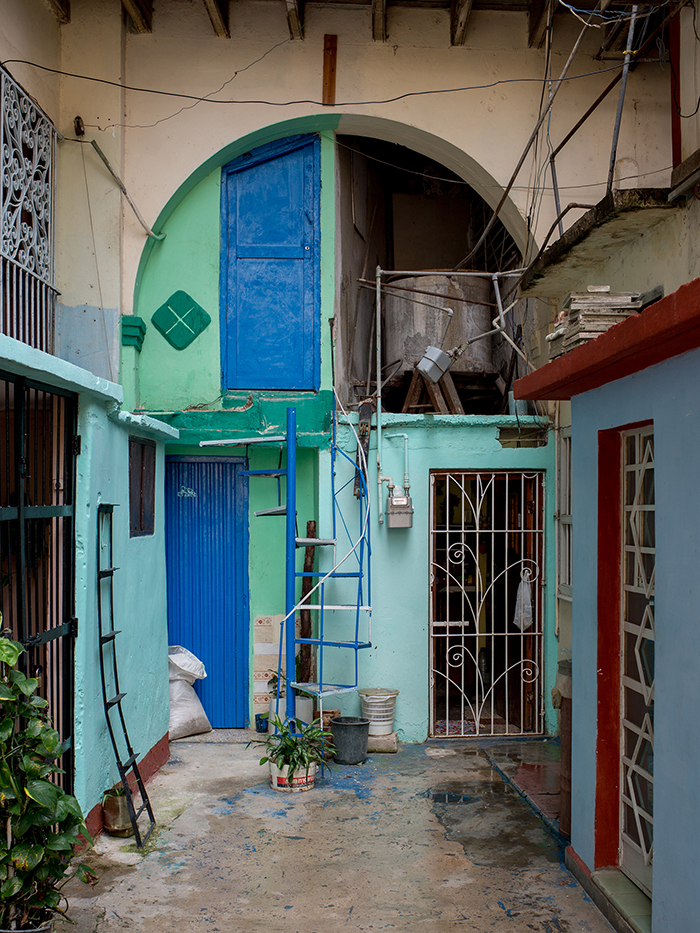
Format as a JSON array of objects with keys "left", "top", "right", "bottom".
[
  {"left": 451, "top": 0, "right": 474, "bottom": 45},
  {"left": 528, "top": 0, "right": 550, "bottom": 48},
  {"left": 202, "top": 0, "right": 230, "bottom": 36},
  {"left": 122, "top": 0, "right": 153, "bottom": 33},
  {"left": 285, "top": 0, "right": 305, "bottom": 38},
  {"left": 372, "top": 0, "right": 387, "bottom": 41},
  {"left": 43, "top": 0, "right": 70, "bottom": 24}
]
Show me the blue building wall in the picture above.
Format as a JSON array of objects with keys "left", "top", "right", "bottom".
[{"left": 571, "top": 345, "right": 700, "bottom": 931}]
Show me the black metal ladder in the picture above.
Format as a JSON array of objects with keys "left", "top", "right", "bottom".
[{"left": 96, "top": 504, "right": 156, "bottom": 848}]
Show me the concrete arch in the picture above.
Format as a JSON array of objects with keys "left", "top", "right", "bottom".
[{"left": 134, "top": 113, "right": 527, "bottom": 307}]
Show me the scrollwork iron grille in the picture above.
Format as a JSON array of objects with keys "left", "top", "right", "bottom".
[
  {"left": 430, "top": 471, "right": 545, "bottom": 737},
  {"left": 1, "top": 67, "right": 58, "bottom": 353}
]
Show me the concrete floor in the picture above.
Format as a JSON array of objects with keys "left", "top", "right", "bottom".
[{"left": 58, "top": 734, "right": 613, "bottom": 933}]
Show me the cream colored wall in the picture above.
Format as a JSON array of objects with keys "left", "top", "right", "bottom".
[
  {"left": 107, "top": 2, "right": 671, "bottom": 315},
  {"left": 679, "top": 8, "right": 700, "bottom": 162},
  {"left": 52, "top": 0, "right": 125, "bottom": 380},
  {"left": 2, "top": 1, "right": 675, "bottom": 368},
  {"left": 0, "top": 0, "right": 61, "bottom": 117}
]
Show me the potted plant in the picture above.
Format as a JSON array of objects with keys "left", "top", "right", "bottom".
[
  {"left": 248, "top": 716, "right": 334, "bottom": 793},
  {"left": 101, "top": 785, "right": 134, "bottom": 838},
  {"left": 0, "top": 634, "right": 98, "bottom": 931}
]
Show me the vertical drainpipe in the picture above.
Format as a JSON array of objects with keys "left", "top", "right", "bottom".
[
  {"left": 286, "top": 407, "right": 297, "bottom": 724},
  {"left": 376, "top": 266, "right": 384, "bottom": 524}
]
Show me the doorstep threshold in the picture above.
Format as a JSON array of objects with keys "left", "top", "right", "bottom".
[{"left": 566, "top": 849, "right": 652, "bottom": 933}]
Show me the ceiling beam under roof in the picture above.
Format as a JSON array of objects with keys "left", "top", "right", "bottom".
[
  {"left": 451, "top": 0, "right": 474, "bottom": 45},
  {"left": 285, "top": 0, "right": 305, "bottom": 38},
  {"left": 122, "top": 0, "right": 153, "bottom": 33},
  {"left": 372, "top": 0, "right": 387, "bottom": 41},
  {"left": 527, "top": 0, "right": 549, "bottom": 48},
  {"left": 202, "top": 0, "right": 230, "bottom": 36},
  {"left": 43, "top": 0, "right": 70, "bottom": 23}
]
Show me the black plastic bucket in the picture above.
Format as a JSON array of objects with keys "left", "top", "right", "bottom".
[{"left": 330, "top": 716, "right": 370, "bottom": 764}]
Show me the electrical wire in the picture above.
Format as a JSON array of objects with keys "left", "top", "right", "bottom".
[
  {"left": 333, "top": 137, "right": 671, "bottom": 190},
  {"left": 557, "top": 0, "right": 671, "bottom": 27},
  {"left": 1, "top": 57, "right": 627, "bottom": 134}
]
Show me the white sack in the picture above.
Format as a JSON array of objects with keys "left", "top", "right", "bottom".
[
  {"left": 169, "top": 678, "right": 212, "bottom": 740},
  {"left": 168, "top": 645, "right": 211, "bottom": 740},
  {"left": 168, "top": 645, "right": 207, "bottom": 685}
]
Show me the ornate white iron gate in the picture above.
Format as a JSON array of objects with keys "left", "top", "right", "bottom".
[
  {"left": 620, "top": 427, "right": 654, "bottom": 895},
  {"left": 430, "top": 471, "right": 544, "bottom": 737}
]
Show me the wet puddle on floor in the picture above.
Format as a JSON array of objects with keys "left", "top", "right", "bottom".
[{"left": 424, "top": 781, "right": 562, "bottom": 868}]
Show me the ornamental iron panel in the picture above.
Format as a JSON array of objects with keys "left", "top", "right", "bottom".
[
  {"left": 430, "top": 471, "right": 544, "bottom": 737},
  {"left": 1, "top": 66, "right": 58, "bottom": 352},
  {"left": 620, "top": 427, "right": 654, "bottom": 896}
]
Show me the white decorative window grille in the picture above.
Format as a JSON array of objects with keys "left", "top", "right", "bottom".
[
  {"left": 620, "top": 426, "right": 654, "bottom": 897},
  {"left": 430, "top": 471, "right": 545, "bottom": 737},
  {"left": 1, "top": 66, "right": 58, "bottom": 352},
  {"left": 557, "top": 428, "right": 572, "bottom": 599}
]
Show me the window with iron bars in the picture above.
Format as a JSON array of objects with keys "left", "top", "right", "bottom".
[
  {"left": 1, "top": 65, "right": 58, "bottom": 353},
  {"left": 556, "top": 428, "right": 572, "bottom": 599}
]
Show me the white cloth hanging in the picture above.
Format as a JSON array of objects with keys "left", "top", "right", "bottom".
[{"left": 513, "top": 575, "right": 533, "bottom": 632}]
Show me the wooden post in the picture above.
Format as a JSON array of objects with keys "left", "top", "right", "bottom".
[
  {"left": 322, "top": 36, "right": 338, "bottom": 106},
  {"left": 298, "top": 520, "right": 316, "bottom": 685}
]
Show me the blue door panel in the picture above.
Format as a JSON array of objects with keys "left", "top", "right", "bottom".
[
  {"left": 235, "top": 153, "right": 305, "bottom": 247},
  {"left": 236, "top": 259, "right": 310, "bottom": 388},
  {"left": 165, "top": 457, "right": 248, "bottom": 728},
  {"left": 221, "top": 135, "right": 320, "bottom": 391}
]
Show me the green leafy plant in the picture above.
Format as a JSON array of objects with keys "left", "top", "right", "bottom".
[
  {"left": 101, "top": 784, "right": 125, "bottom": 803},
  {"left": 0, "top": 635, "right": 98, "bottom": 929},
  {"left": 247, "top": 715, "right": 334, "bottom": 783}
]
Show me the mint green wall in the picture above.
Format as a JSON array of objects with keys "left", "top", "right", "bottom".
[
  {"left": 131, "top": 125, "right": 338, "bottom": 413},
  {"left": 317, "top": 414, "right": 557, "bottom": 743},
  {"left": 135, "top": 169, "right": 222, "bottom": 410},
  {"left": 73, "top": 399, "right": 169, "bottom": 815}
]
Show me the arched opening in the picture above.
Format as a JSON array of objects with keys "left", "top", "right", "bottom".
[{"left": 334, "top": 134, "right": 522, "bottom": 413}]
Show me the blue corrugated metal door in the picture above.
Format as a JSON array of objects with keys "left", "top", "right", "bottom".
[
  {"left": 165, "top": 457, "right": 249, "bottom": 728},
  {"left": 220, "top": 134, "right": 320, "bottom": 391}
]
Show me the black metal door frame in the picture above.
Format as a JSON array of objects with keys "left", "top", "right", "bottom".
[{"left": 0, "top": 369, "right": 77, "bottom": 791}]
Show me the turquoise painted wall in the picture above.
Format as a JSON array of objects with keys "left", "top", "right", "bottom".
[
  {"left": 73, "top": 399, "right": 169, "bottom": 815},
  {"left": 315, "top": 414, "right": 557, "bottom": 743},
  {"left": 571, "top": 347, "right": 700, "bottom": 931},
  {"left": 127, "top": 119, "right": 559, "bottom": 747}
]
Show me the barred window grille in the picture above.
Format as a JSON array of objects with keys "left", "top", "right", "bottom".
[
  {"left": 1, "top": 66, "right": 58, "bottom": 353},
  {"left": 557, "top": 429, "right": 573, "bottom": 599}
]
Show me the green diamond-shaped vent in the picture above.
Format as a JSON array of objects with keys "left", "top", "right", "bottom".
[{"left": 151, "top": 291, "right": 211, "bottom": 350}]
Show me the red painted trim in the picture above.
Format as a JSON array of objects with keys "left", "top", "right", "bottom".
[
  {"left": 595, "top": 429, "right": 622, "bottom": 869},
  {"left": 514, "top": 277, "right": 700, "bottom": 400},
  {"left": 566, "top": 845, "right": 592, "bottom": 878},
  {"left": 82, "top": 732, "right": 170, "bottom": 841},
  {"left": 670, "top": 15, "right": 682, "bottom": 169}
]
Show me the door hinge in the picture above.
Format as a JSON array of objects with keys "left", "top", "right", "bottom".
[
  {"left": 70, "top": 617, "right": 79, "bottom": 638},
  {"left": 72, "top": 435, "right": 82, "bottom": 456}
]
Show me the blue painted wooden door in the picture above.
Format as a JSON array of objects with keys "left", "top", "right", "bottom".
[
  {"left": 165, "top": 457, "right": 249, "bottom": 728},
  {"left": 220, "top": 135, "right": 320, "bottom": 391}
]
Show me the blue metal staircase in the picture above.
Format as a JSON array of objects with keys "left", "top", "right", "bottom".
[{"left": 201, "top": 406, "right": 372, "bottom": 726}]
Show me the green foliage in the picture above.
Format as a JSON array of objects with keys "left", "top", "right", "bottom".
[
  {"left": 0, "top": 636, "right": 98, "bottom": 929},
  {"left": 101, "top": 783, "right": 126, "bottom": 804},
  {"left": 247, "top": 715, "right": 334, "bottom": 784}
]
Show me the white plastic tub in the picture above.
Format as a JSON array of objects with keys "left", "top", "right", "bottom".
[{"left": 359, "top": 688, "right": 399, "bottom": 735}]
